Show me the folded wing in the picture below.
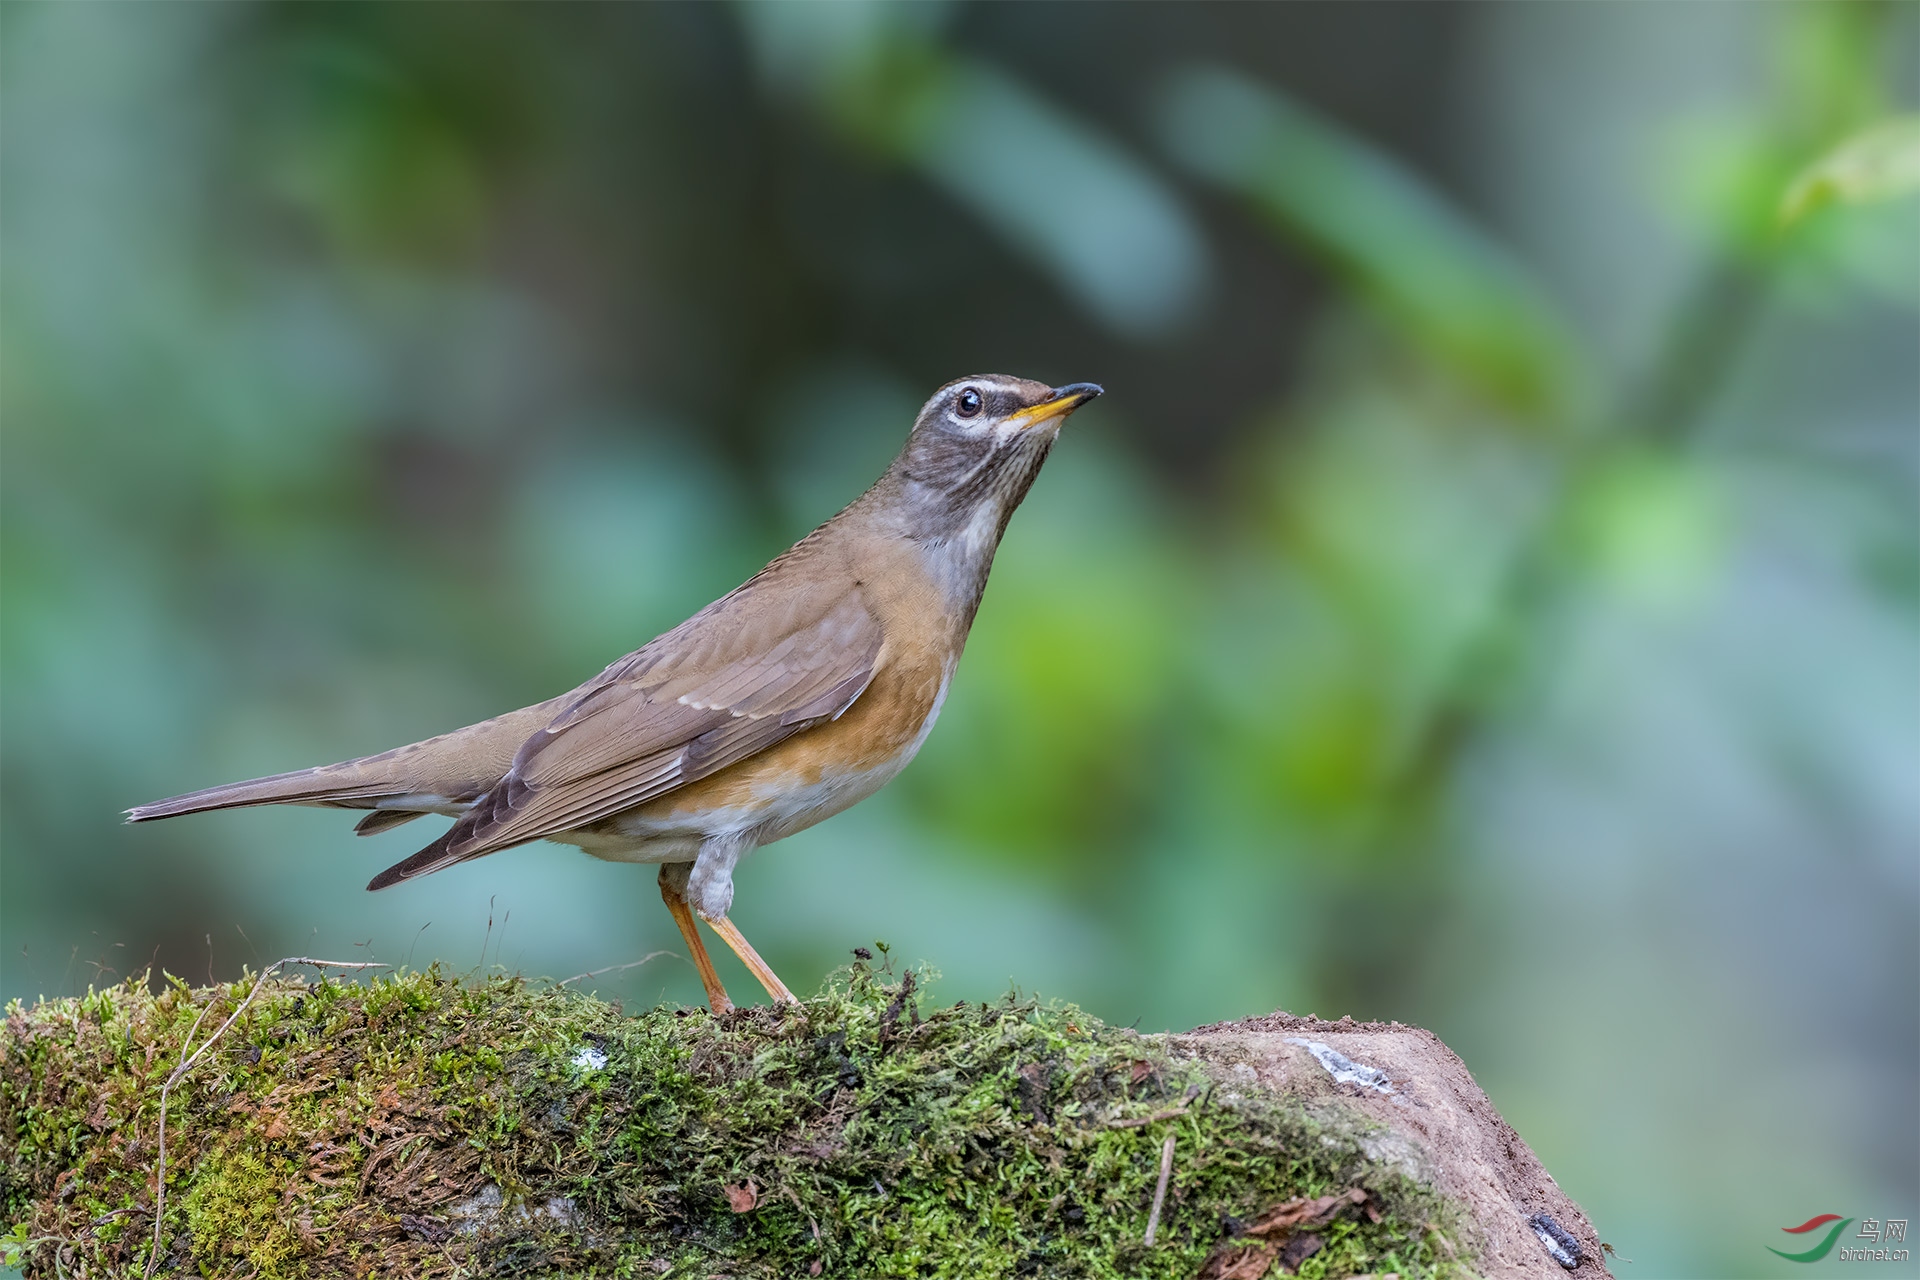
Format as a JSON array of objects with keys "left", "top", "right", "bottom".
[{"left": 368, "top": 577, "right": 883, "bottom": 889}]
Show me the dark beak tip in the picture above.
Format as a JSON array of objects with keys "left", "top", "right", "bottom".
[{"left": 1054, "top": 382, "right": 1105, "bottom": 403}]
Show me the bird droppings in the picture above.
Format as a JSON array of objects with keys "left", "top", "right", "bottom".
[
  {"left": 3, "top": 961, "right": 1467, "bottom": 1279},
  {"left": 571, "top": 1044, "right": 609, "bottom": 1071},
  {"left": 1530, "top": 1211, "right": 1585, "bottom": 1269},
  {"left": 1286, "top": 1037, "right": 1396, "bottom": 1094}
]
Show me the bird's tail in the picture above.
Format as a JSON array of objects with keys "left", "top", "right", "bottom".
[
  {"left": 128, "top": 758, "right": 482, "bottom": 892},
  {"left": 125, "top": 763, "right": 411, "bottom": 824},
  {"left": 126, "top": 695, "right": 570, "bottom": 830}
]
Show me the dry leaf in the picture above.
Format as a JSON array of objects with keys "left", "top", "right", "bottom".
[
  {"left": 1199, "top": 1188, "right": 1368, "bottom": 1278},
  {"left": 723, "top": 1181, "right": 758, "bottom": 1213},
  {"left": 1199, "top": 1242, "right": 1278, "bottom": 1279},
  {"left": 1277, "top": 1232, "right": 1324, "bottom": 1272},
  {"left": 1243, "top": 1187, "right": 1366, "bottom": 1238}
]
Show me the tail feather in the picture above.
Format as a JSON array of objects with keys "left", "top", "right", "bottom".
[
  {"left": 125, "top": 697, "right": 570, "bottom": 827},
  {"left": 129, "top": 696, "right": 574, "bottom": 891},
  {"left": 125, "top": 767, "right": 403, "bottom": 823},
  {"left": 353, "top": 808, "right": 426, "bottom": 837}
]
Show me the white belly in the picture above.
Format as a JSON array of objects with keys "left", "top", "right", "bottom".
[{"left": 550, "top": 756, "right": 897, "bottom": 865}]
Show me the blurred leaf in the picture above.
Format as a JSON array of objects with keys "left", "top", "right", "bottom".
[
  {"left": 1155, "top": 66, "right": 1584, "bottom": 421},
  {"left": 762, "top": 361, "right": 922, "bottom": 529},
  {"left": 1772, "top": 2, "right": 1893, "bottom": 152},
  {"left": 902, "top": 62, "right": 1209, "bottom": 339},
  {"left": 1664, "top": 8, "right": 1904, "bottom": 263},
  {"left": 1193, "top": 371, "right": 1544, "bottom": 838},
  {"left": 735, "top": 3, "right": 1209, "bottom": 338},
  {"left": 1779, "top": 115, "right": 1920, "bottom": 226},
  {"left": 259, "top": 40, "right": 488, "bottom": 260},
  {"left": 1661, "top": 114, "right": 1794, "bottom": 259},
  {"left": 507, "top": 427, "right": 757, "bottom": 678},
  {"left": 1572, "top": 450, "right": 1726, "bottom": 606},
  {"left": 735, "top": 0, "right": 953, "bottom": 96}
]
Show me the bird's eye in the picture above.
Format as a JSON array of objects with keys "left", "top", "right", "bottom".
[{"left": 955, "top": 388, "right": 983, "bottom": 418}]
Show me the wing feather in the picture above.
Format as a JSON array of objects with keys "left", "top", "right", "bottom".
[{"left": 369, "top": 576, "right": 885, "bottom": 887}]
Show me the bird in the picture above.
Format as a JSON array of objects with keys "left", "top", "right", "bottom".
[{"left": 128, "top": 374, "right": 1103, "bottom": 1014}]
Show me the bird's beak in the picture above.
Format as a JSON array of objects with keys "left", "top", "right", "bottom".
[{"left": 1006, "top": 382, "right": 1104, "bottom": 430}]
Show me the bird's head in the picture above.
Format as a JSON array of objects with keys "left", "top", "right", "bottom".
[{"left": 890, "top": 375, "right": 1103, "bottom": 546}]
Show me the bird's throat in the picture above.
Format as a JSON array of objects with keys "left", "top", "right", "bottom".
[{"left": 917, "top": 444, "right": 1053, "bottom": 622}]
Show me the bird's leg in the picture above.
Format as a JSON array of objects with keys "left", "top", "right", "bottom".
[
  {"left": 683, "top": 835, "right": 799, "bottom": 1005},
  {"left": 658, "top": 863, "right": 733, "bottom": 1015},
  {"left": 699, "top": 913, "right": 799, "bottom": 1006}
]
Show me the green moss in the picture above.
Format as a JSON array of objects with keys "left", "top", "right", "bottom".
[
  {"left": 2, "top": 959, "right": 1466, "bottom": 1278},
  {"left": 182, "top": 1147, "right": 304, "bottom": 1275}
]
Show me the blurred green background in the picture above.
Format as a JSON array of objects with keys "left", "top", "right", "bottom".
[{"left": 3, "top": 3, "right": 1915, "bottom": 1275}]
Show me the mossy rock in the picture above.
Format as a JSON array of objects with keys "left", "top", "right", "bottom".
[{"left": 1, "top": 959, "right": 1566, "bottom": 1278}]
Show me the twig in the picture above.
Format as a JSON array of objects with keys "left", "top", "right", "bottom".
[
  {"left": 1108, "top": 1103, "right": 1190, "bottom": 1129},
  {"left": 406, "top": 922, "right": 432, "bottom": 969},
  {"left": 145, "top": 957, "right": 389, "bottom": 1278},
  {"left": 1143, "top": 1132, "right": 1176, "bottom": 1246},
  {"left": 558, "top": 951, "right": 680, "bottom": 987}
]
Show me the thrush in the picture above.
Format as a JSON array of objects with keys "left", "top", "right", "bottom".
[{"left": 129, "top": 375, "right": 1102, "bottom": 1013}]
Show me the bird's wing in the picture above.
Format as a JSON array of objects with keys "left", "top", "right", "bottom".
[{"left": 368, "top": 575, "right": 883, "bottom": 887}]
